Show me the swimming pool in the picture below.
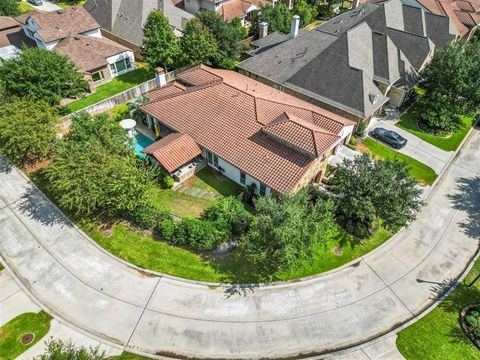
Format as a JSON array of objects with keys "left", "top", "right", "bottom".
[{"left": 132, "top": 131, "right": 154, "bottom": 158}]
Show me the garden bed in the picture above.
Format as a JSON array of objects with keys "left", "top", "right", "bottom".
[{"left": 461, "top": 304, "right": 480, "bottom": 350}]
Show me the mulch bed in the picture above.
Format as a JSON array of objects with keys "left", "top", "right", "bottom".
[{"left": 461, "top": 304, "right": 480, "bottom": 350}]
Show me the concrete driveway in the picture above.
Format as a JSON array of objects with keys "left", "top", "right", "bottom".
[
  {"left": 23, "top": 0, "right": 61, "bottom": 12},
  {"left": 0, "top": 128, "right": 479, "bottom": 359},
  {"left": 367, "top": 117, "right": 453, "bottom": 174}
]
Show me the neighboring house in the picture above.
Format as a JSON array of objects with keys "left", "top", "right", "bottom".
[
  {"left": 139, "top": 65, "right": 355, "bottom": 195},
  {"left": 0, "top": 16, "right": 35, "bottom": 63},
  {"left": 238, "top": 0, "right": 457, "bottom": 124},
  {"left": 184, "top": 0, "right": 266, "bottom": 25},
  {"left": 356, "top": 0, "right": 479, "bottom": 39},
  {"left": 84, "top": 0, "right": 194, "bottom": 57},
  {"left": 15, "top": 6, "right": 135, "bottom": 89}
]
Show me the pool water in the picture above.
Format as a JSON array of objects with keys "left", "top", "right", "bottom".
[{"left": 133, "top": 132, "right": 154, "bottom": 158}]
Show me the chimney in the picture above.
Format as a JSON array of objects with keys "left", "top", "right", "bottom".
[
  {"left": 290, "top": 15, "right": 300, "bottom": 39},
  {"left": 352, "top": 0, "right": 360, "bottom": 9},
  {"left": 259, "top": 22, "right": 268, "bottom": 39},
  {"left": 155, "top": 67, "right": 166, "bottom": 87}
]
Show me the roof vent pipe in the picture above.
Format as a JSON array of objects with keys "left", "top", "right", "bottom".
[{"left": 290, "top": 15, "right": 300, "bottom": 39}]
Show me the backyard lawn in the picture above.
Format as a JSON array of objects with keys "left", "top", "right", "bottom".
[
  {"left": 397, "top": 106, "right": 475, "bottom": 151},
  {"left": 182, "top": 166, "right": 242, "bottom": 197},
  {"left": 0, "top": 311, "right": 52, "bottom": 360},
  {"left": 397, "top": 257, "right": 480, "bottom": 360},
  {"left": 357, "top": 137, "right": 437, "bottom": 186},
  {"left": 66, "top": 67, "right": 154, "bottom": 113}
]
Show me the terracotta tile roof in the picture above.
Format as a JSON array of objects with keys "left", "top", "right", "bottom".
[
  {"left": 54, "top": 34, "right": 129, "bottom": 72},
  {"left": 142, "top": 133, "right": 202, "bottom": 173},
  {"left": 0, "top": 17, "right": 20, "bottom": 31},
  {"left": 148, "top": 82, "right": 186, "bottom": 101},
  {"left": 262, "top": 113, "right": 340, "bottom": 158},
  {"left": 176, "top": 66, "right": 222, "bottom": 86},
  {"left": 16, "top": 6, "right": 99, "bottom": 43},
  {"left": 139, "top": 65, "right": 353, "bottom": 193},
  {"left": 216, "top": 0, "right": 265, "bottom": 20}
]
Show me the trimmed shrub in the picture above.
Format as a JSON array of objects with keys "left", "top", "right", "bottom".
[
  {"left": 202, "top": 196, "right": 252, "bottom": 236},
  {"left": 172, "top": 217, "right": 227, "bottom": 251},
  {"left": 156, "top": 219, "right": 176, "bottom": 241},
  {"left": 161, "top": 176, "right": 175, "bottom": 189},
  {"left": 130, "top": 203, "right": 172, "bottom": 229}
]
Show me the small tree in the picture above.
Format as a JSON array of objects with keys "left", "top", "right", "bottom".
[
  {"left": 0, "top": 48, "right": 88, "bottom": 105},
  {"left": 330, "top": 154, "right": 421, "bottom": 237},
  {"left": 254, "top": 4, "right": 292, "bottom": 35},
  {"left": 292, "top": 0, "right": 319, "bottom": 27},
  {"left": 0, "top": 98, "right": 58, "bottom": 166},
  {"left": 179, "top": 18, "right": 219, "bottom": 66},
  {"left": 34, "top": 339, "right": 106, "bottom": 360},
  {"left": 0, "top": 0, "right": 19, "bottom": 17},
  {"left": 240, "top": 190, "right": 336, "bottom": 272},
  {"left": 142, "top": 11, "right": 180, "bottom": 71},
  {"left": 419, "top": 40, "right": 480, "bottom": 130},
  {"left": 202, "top": 196, "right": 252, "bottom": 236}
]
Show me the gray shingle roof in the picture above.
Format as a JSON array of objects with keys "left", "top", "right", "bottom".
[
  {"left": 84, "top": 0, "right": 193, "bottom": 46},
  {"left": 239, "top": 0, "right": 451, "bottom": 119}
]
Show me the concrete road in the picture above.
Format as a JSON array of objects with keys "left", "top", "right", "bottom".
[
  {"left": 23, "top": 0, "right": 62, "bottom": 12},
  {"left": 0, "top": 127, "right": 479, "bottom": 359},
  {"left": 367, "top": 118, "right": 453, "bottom": 174}
]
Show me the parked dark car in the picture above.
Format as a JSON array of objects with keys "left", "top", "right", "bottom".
[{"left": 371, "top": 127, "right": 407, "bottom": 149}]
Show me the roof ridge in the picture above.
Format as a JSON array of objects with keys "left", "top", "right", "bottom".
[{"left": 143, "top": 79, "right": 223, "bottom": 105}]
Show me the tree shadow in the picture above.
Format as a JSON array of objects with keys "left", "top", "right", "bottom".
[
  {"left": 16, "top": 186, "right": 73, "bottom": 228},
  {"left": 448, "top": 176, "right": 480, "bottom": 239},
  {"left": 0, "top": 156, "right": 13, "bottom": 174},
  {"left": 223, "top": 283, "right": 260, "bottom": 299}
]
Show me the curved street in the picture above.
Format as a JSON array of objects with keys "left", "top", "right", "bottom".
[{"left": 0, "top": 128, "right": 478, "bottom": 359}]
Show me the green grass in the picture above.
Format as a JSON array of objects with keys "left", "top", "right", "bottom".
[
  {"left": 397, "top": 107, "right": 475, "bottom": 151},
  {"left": 0, "top": 311, "right": 52, "bottom": 360},
  {"left": 187, "top": 167, "right": 241, "bottom": 197},
  {"left": 148, "top": 187, "right": 214, "bottom": 219},
  {"left": 66, "top": 67, "right": 154, "bottom": 113},
  {"left": 18, "top": 2, "right": 35, "bottom": 13},
  {"left": 359, "top": 137, "right": 438, "bottom": 185},
  {"left": 397, "top": 257, "right": 480, "bottom": 360}
]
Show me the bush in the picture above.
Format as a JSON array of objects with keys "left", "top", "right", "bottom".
[
  {"left": 161, "top": 176, "right": 175, "bottom": 189},
  {"left": 172, "top": 217, "right": 227, "bottom": 251},
  {"left": 242, "top": 183, "right": 257, "bottom": 205},
  {"left": 202, "top": 196, "right": 252, "bottom": 236},
  {"left": 130, "top": 203, "right": 172, "bottom": 229},
  {"left": 466, "top": 315, "right": 478, "bottom": 327},
  {"left": 156, "top": 219, "right": 176, "bottom": 241},
  {"left": 356, "top": 121, "right": 368, "bottom": 137}
]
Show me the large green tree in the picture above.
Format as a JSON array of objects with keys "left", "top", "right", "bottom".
[
  {"left": 44, "top": 112, "right": 153, "bottom": 218},
  {"left": 0, "top": 0, "right": 19, "bottom": 17},
  {"left": 196, "top": 10, "right": 243, "bottom": 68},
  {"left": 292, "top": 0, "right": 318, "bottom": 26},
  {"left": 240, "top": 189, "right": 336, "bottom": 272},
  {"left": 141, "top": 10, "right": 180, "bottom": 71},
  {"left": 252, "top": 3, "right": 292, "bottom": 35},
  {"left": 0, "top": 98, "right": 58, "bottom": 166},
  {"left": 34, "top": 339, "right": 106, "bottom": 360},
  {"left": 330, "top": 154, "right": 421, "bottom": 238},
  {"left": 419, "top": 40, "right": 480, "bottom": 130},
  {"left": 179, "top": 18, "right": 219, "bottom": 66},
  {"left": 0, "top": 48, "right": 88, "bottom": 105}
]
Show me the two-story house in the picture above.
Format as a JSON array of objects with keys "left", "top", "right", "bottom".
[
  {"left": 184, "top": 0, "right": 267, "bottom": 25},
  {"left": 16, "top": 6, "right": 135, "bottom": 89}
]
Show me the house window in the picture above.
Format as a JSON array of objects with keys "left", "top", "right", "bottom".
[
  {"left": 27, "top": 29, "right": 35, "bottom": 38},
  {"left": 91, "top": 71, "right": 104, "bottom": 82},
  {"left": 240, "top": 172, "right": 246, "bottom": 185},
  {"left": 207, "top": 151, "right": 218, "bottom": 167},
  {"left": 259, "top": 183, "right": 266, "bottom": 196},
  {"left": 109, "top": 57, "right": 132, "bottom": 75}
]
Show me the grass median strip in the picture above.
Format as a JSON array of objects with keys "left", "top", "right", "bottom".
[
  {"left": 396, "top": 258, "right": 480, "bottom": 360},
  {"left": 397, "top": 108, "right": 474, "bottom": 152},
  {"left": 0, "top": 311, "right": 52, "bottom": 360},
  {"left": 358, "top": 137, "right": 437, "bottom": 186}
]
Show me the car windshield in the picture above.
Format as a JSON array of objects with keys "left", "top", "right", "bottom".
[{"left": 388, "top": 132, "right": 401, "bottom": 140}]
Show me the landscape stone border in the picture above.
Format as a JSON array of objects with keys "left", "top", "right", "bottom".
[{"left": 461, "top": 304, "right": 480, "bottom": 350}]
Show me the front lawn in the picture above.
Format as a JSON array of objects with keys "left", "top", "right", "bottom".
[
  {"left": 397, "top": 107, "right": 475, "bottom": 151},
  {"left": 0, "top": 311, "right": 52, "bottom": 360},
  {"left": 357, "top": 137, "right": 437, "bottom": 186},
  {"left": 396, "top": 257, "right": 480, "bottom": 360},
  {"left": 66, "top": 67, "right": 154, "bottom": 113},
  {"left": 148, "top": 187, "right": 215, "bottom": 218}
]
